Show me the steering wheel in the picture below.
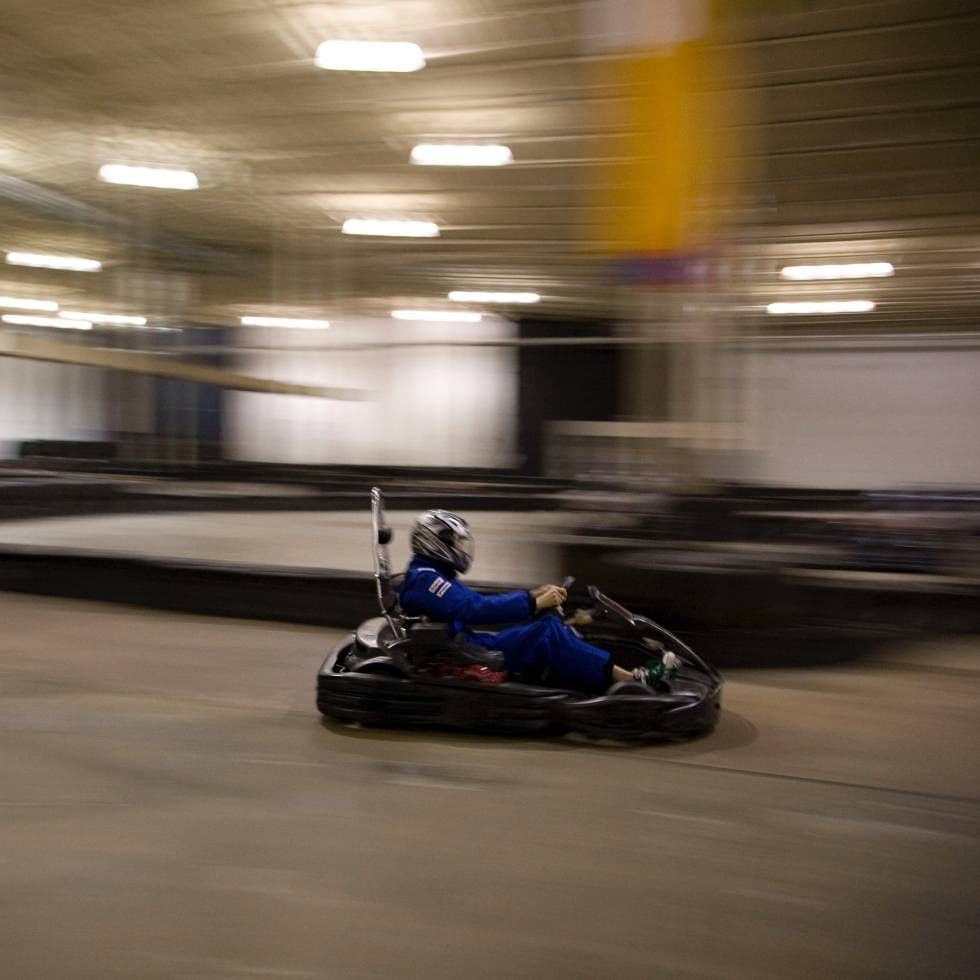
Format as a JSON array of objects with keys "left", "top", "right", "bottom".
[
  {"left": 556, "top": 576, "right": 576, "bottom": 617},
  {"left": 587, "top": 585, "right": 635, "bottom": 627}
]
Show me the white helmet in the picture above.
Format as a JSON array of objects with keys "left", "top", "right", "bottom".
[{"left": 410, "top": 509, "right": 474, "bottom": 573}]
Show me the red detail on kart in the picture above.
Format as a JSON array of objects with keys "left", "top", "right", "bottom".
[{"left": 435, "top": 663, "right": 507, "bottom": 684}]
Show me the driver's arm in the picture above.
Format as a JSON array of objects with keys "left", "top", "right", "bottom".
[{"left": 411, "top": 572, "right": 534, "bottom": 625}]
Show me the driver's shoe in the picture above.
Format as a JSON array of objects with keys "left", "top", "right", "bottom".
[{"left": 633, "top": 651, "right": 680, "bottom": 689}]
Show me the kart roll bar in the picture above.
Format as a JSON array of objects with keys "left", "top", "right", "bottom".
[{"left": 370, "top": 487, "right": 406, "bottom": 640}]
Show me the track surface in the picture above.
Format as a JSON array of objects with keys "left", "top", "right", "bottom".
[{"left": 2, "top": 593, "right": 978, "bottom": 980}]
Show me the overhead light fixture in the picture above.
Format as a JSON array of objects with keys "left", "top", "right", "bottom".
[
  {"left": 780, "top": 262, "right": 894, "bottom": 281},
  {"left": 60, "top": 311, "right": 147, "bottom": 326},
  {"left": 6, "top": 252, "right": 102, "bottom": 272},
  {"left": 391, "top": 310, "right": 483, "bottom": 323},
  {"left": 0, "top": 295, "right": 59, "bottom": 312},
  {"left": 98, "top": 164, "right": 199, "bottom": 190},
  {"left": 766, "top": 300, "right": 876, "bottom": 315},
  {"left": 410, "top": 144, "right": 513, "bottom": 167},
  {"left": 342, "top": 218, "right": 439, "bottom": 238},
  {"left": 315, "top": 40, "right": 425, "bottom": 73},
  {"left": 3, "top": 314, "right": 92, "bottom": 330},
  {"left": 449, "top": 290, "right": 540, "bottom": 304},
  {"left": 240, "top": 316, "right": 330, "bottom": 329}
]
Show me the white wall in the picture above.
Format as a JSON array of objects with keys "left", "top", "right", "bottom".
[
  {"left": 226, "top": 316, "right": 519, "bottom": 468},
  {"left": 732, "top": 343, "right": 980, "bottom": 488},
  {"left": 0, "top": 356, "right": 108, "bottom": 457}
]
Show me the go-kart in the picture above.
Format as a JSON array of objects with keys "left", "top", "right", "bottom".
[{"left": 316, "top": 489, "right": 722, "bottom": 741}]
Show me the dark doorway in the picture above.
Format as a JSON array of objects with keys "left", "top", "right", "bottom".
[{"left": 516, "top": 318, "right": 619, "bottom": 476}]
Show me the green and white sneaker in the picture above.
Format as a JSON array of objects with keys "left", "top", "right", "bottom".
[{"left": 633, "top": 651, "right": 680, "bottom": 689}]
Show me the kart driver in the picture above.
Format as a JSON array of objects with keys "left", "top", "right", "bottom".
[{"left": 398, "top": 509, "right": 678, "bottom": 693}]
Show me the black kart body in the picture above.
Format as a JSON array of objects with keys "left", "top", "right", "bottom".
[{"left": 317, "top": 489, "right": 722, "bottom": 741}]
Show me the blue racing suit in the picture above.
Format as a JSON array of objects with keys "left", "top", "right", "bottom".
[{"left": 398, "top": 555, "right": 613, "bottom": 692}]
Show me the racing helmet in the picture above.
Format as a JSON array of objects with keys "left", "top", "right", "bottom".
[{"left": 410, "top": 509, "right": 474, "bottom": 573}]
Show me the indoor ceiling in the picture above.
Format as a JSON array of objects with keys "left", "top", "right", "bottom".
[{"left": 0, "top": 0, "right": 976, "bottom": 328}]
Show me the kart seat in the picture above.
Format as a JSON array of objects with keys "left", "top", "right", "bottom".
[
  {"left": 407, "top": 621, "right": 453, "bottom": 647},
  {"left": 405, "top": 622, "right": 506, "bottom": 672},
  {"left": 451, "top": 641, "right": 506, "bottom": 673}
]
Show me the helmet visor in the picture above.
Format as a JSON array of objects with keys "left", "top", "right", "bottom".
[{"left": 457, "top": 531, "right": 474, "bottom": 570}]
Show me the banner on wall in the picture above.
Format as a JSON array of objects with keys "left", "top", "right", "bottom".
[{"left": 587, "top": 0, "right": 740, "bottom": 284}]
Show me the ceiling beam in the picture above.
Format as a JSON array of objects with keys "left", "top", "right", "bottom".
[{"left": 0, "top": 331, "right": 366, "bottom": 400}]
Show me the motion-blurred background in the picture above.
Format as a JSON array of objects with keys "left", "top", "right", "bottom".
[
  {"left": 1, "top": 0, "right": 977, "bottom": 635},
  {"left": 1, "top": 3, "right": 978, "bottom": 978}
]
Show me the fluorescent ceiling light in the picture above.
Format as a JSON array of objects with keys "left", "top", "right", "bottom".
[
  {"left": 60, "top": 311, "right": 147, "bottom": 326},
  {"left": 315, "top": 40, "right": 425, "bottom": 73},
  {"left": 780, "top": 262, "right": 894, "bottom": 281},
  {"left": 0, "top": 295, "right": 59, "bottom": 311},
  {"left": 449, "top": 290, "right": 540, "bottom": 304},
  {"left": 6, "top": 252, "right": 102, "bottom": 272},
  {"left": 391, "top": 309, "right": 483, "bottom": 323},
  {"left": 3, "top": 314, "right": 92, "bottom": 329},
  {"left": 240, "top": 316, "right": 330, "bottom": 329},
  {"left": 766, "top": 300, "right": 876, "bottom": 315},
  {"left": 98, "top": 164, "right": 199, "bottom": 190},
  {"left": 410, "top": 144, "right": 513, "bottom": 167},
  {"left": 342, "top": 218, "right": 439, "bottom": 238}
]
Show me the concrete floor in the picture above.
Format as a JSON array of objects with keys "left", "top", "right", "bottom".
[
  {"left": 1, "top": 592, "right": 978, "bottom": 980},
  {"left": 0, "top": 511, "right": 589, "bottom": 583}
]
